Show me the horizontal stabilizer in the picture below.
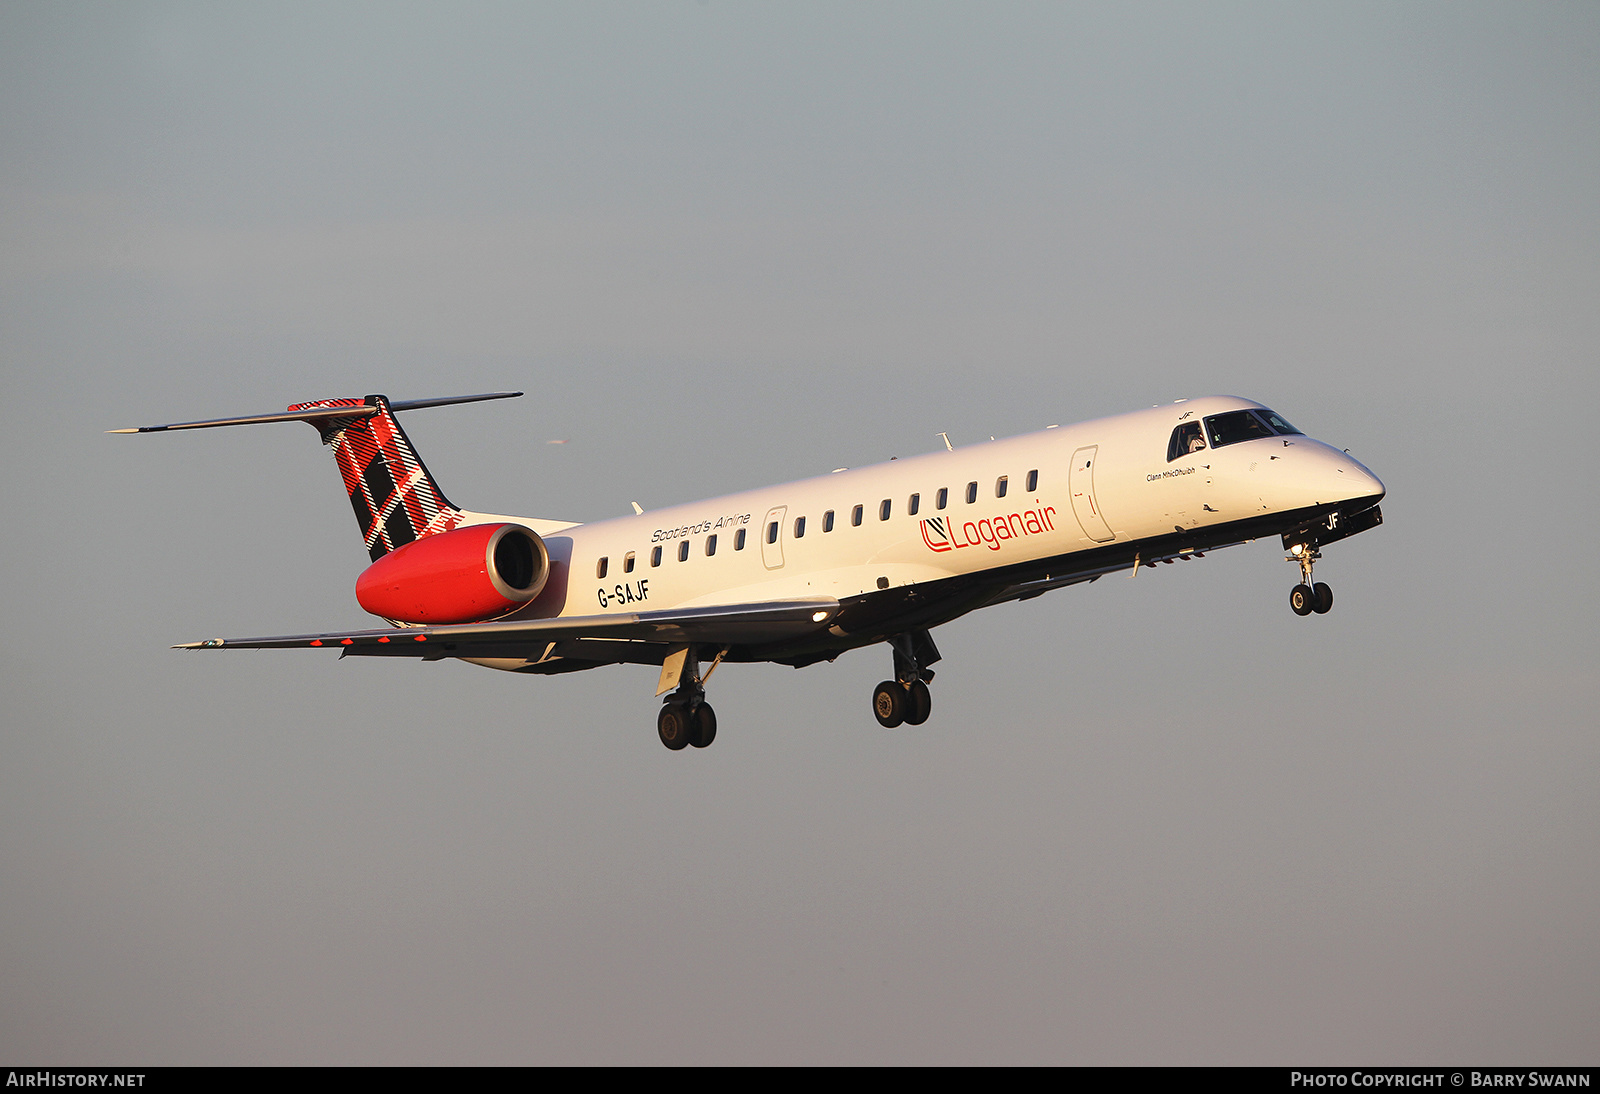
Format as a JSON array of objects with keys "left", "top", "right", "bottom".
[
  {"left": 175, "top": 598, "right": 842, "bottom": 656},
  {"left": 109, "top": 391, "right": 522, "bottom": 434}
]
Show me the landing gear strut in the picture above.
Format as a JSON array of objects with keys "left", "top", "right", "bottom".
[
  {"left": 657, "top": 644, "right": 722, "bottom": 750},
  {"left": 1287, "top": 542, "right": 1333, "bottom": 616},
  {"left": 872, "top": 630, "right": 940, "bottom": 728}
]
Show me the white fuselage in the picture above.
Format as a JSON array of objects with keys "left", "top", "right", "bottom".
[{"left": 462, "top": 396, "right": 1384, "bottom": 635}]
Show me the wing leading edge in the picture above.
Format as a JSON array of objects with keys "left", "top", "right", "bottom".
[{"left": 175, "top": 597, "right": 842, "bottom": 656}]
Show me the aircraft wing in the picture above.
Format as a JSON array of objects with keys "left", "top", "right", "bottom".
[{"left": 175, "top": 597, "right": 842, "bottom": 656}]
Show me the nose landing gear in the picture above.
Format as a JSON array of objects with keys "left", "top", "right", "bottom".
[{"left": 1287, "top": 542, "right": 1333, "bottom": 616}]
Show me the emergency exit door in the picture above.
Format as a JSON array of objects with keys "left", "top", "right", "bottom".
[{"left": 761, "top": 505, "right": 787, "bottom": 569}]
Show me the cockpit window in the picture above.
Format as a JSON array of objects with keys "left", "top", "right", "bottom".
[
  {"left": 1256, "top": 409, "right": 1302, "bottom": 436},
  {"left": 1204, "top": 409, "right": 1279, "bottom": 448},
  {"left": 1167, "top": 422, "right": 1205, "bottom": 462}
]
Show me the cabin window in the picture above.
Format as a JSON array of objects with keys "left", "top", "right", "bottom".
[
  {"left": 1026, "top": 469, "right": 1038, "bottom": 492},
  {"left": 966, "top": 481, "right": 978, "bottom": 504},
  {"left": 624, "top": 552, "right": 635, "bottom": 574},
  {"left": 852, "top": 505, "right": 864, "bottom": 527},
  {"left": 651, "top": 546, "right": 662, "bottom": 567},
  {"left": 767, "top": 521, "right": 779, "bottom": 544},
  {"left": 823, "top": 509, "right": 835, "bottom": 532},
  {"left": 794, "top": 515, "right": 806, "bottom": 538},
  {"left": 596, "top": 557, "right": 608, "bottom": 580},
  {"left": 995, "top": 476, "right": 1008, "bottom": 498},
  {"left": 678, "top": 541, "right": 690, "bottom": 562},
  {"left": 734, "top": 528, "right": 746, "bottom": 551},
  {"left": 908, "top": 493, "right": 920, "bottom": 516},
  {"left": 1168, "top": 422, "right": 1205, "bottom": 461},
  {"left": 936, "top": 487, "right": 948, "bottom": 510},
  {"left": 879, "top": 499, "right": 892, "bottom": 521},
  {"left": 706, "top": 534, "right": 717, "bottom": 556}
]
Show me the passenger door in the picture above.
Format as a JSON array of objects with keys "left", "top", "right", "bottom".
[{"left": 1069, "top": 446, "right": 1116, "bottom": 542}]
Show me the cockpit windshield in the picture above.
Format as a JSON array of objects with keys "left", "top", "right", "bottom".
[
  {"left": 1255, "top": 409, "right": 1302, "bottom": 436},
  {"left": 1167, "top": 421, "right": 1206, "bottom": 462},
  {"left": 1203, "top": 408, "right": 1303, "bottom": 449}
]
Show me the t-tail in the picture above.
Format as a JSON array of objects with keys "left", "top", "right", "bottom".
[{"left": 111, "top": 391, "right": 522, "bottom": 561}]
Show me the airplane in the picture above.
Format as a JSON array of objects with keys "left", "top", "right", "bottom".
[{"left": 115, "top": 391, "right": 1385, "bottom": 750}]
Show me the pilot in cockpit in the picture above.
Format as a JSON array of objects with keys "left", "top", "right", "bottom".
[{"left": 1167, "top": 420, "right": 1206, "bottom": 462}]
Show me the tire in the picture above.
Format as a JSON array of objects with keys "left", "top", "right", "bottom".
[
  {"left": 873, "top": 681, "right": 906, "bottom": 728},
  {"left": 1290, "top": 584, "right": 1315, "bottom": 616},
  {"left": 657, "top": 702, "right": 691, "bottom": 750},
  {"left": 690, "top": 702, "right": 718, "bottom": 748},
  {"left": 1312, "top": 582, "right": 1333, "bottom": 614},
  {"left": 904, "top": 681, "right": 932, "bottom": 726}
]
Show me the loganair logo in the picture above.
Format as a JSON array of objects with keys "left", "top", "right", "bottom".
[{"left": 920, "top": 505, "right": 1058, "bottom": 553}]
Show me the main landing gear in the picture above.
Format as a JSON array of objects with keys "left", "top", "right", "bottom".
[
  {"left": 656, "top": 644, "right": 722, "bottom": 751},
  {"left": 657, "top": 694, "right": 717, "bottom": 750},
  {"left": 873, "top": 677, "right": 932, "bottom": 728},
  {"left": 872, "top": 629, "right": 940, "bottom": 729},
  {"left": 1287, "top": 542, "right": 1334, "bottom": 617}
]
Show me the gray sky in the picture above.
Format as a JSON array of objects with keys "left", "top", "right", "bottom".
[{"left": 2, "top": 1, "right": 1596, "bottom": 1064}]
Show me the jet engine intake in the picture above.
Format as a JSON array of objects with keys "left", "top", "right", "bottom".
[{"left": 355, "top": 522, "right": 549, "bottom": 624}]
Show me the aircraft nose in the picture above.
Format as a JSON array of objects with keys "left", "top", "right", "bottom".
[
  {"left": 1339, "top": 452, "right": 1385, "bottom": 503},
  {"left": 1308, "top": 446, "right": 1384, "bottom": 506}
]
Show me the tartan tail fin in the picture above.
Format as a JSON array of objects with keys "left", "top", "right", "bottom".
[
  {"left": 114, "top": 390, "right": 521, "bottom": 562},
  {"left": 288, "top": 395, "right": 464, "bottom": 562}
]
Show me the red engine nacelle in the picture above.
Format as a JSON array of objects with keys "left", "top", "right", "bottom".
[{"left": 355, "top": 522, "right": 549, "bottom": 624}]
